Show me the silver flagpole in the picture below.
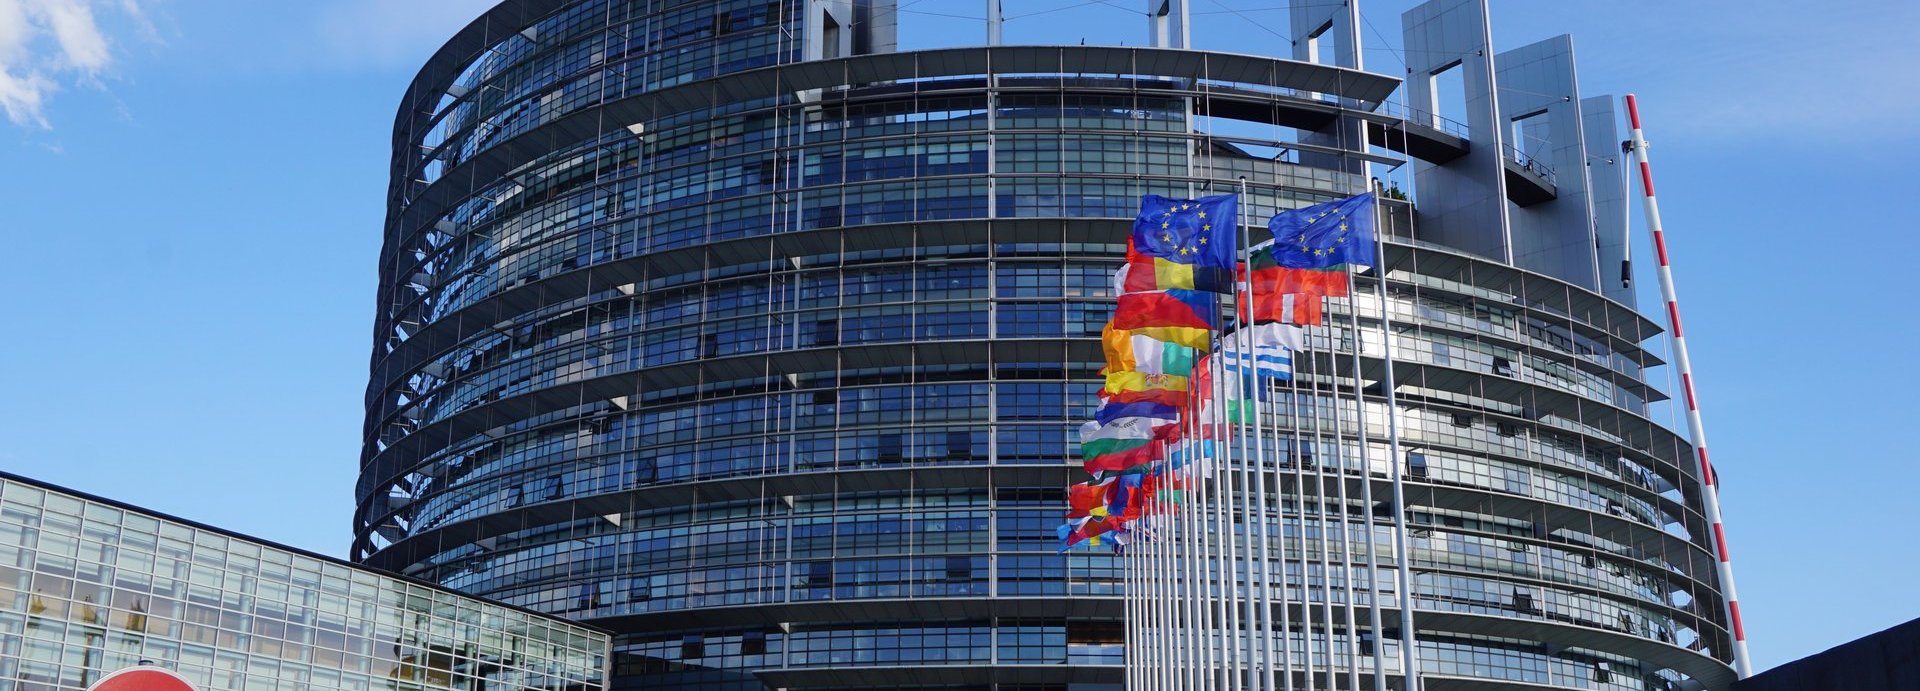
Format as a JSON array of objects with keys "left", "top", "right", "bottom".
[
  {"left": 1184, "top": 376, "right": 1200, "bottom": 691},
  {"left": 1267, "top": 337, "right": 1297, "bottom": 691},
  {"left": 1252, "top": 329, "right": 1282, "bottom": 691},
  {"left": 1180, "top": 390, "right": 1198, "bottom": 691},
  {"left": 1372, "top": 188, "right": 1421, "bottom": 691},
  {"left": 1148, "top": 502, "right": 1160, "bottom": 691},
  {"left": 1238, "top": 192, "right": 1278, "bottom": 691},
  {"left": 1171, "top": 398, "right": 1187, "bottom": 691},
  {"left": 1195, "top": 357, "right": 1219, "bottom": 688},
  {"left": 1220, "top": 191, "right": 1246, "bottom": 691},
  {"left": 1329, "top": 293, "right": 1362, "bottom": 691},
  {"left": 1146, "top": 510, "right": 1156, "bottom": 691},
  {"left": 1127, "top": 510, "right": 1137, "bottom": 691},
  {"left": 1308, "top": 315, "right": 1335, "bottom": 691},
  {"left": 1235, "top": 322, "right": 1267, "bottom": 691},
  {"left": 1281, "top": 355, "right": 1306, "bottom": 691},
  {"left": 1346, "top": 266, "right": 1389, "bottom": 691},
  {"left": 1155, "top": 502, "right": 1168, "bottom": 691},
  {"left": 1286, "top": 366, "right": 1312, "bottom": 691}
]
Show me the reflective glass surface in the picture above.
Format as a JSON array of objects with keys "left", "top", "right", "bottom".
[
  {"left": 367, "top": 4, "right": 1732, "bottom": 690},
  {"left": 0, "top": 477, "right": 607, "bottom": 691}
]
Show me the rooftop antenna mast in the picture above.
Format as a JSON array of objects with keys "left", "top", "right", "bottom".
[
  {"left": 988, "top": 0, "right": 1003, "bottom": 45},
  {"left": 1622, "top": 93, "right": 1753, "bottom": 679},
  {"left": 1147, "top": 0, "right": 1189, "bottom": 48}
]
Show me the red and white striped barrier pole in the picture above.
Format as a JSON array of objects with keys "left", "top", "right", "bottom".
[{"left": 1623, "top": 94, "right": 1753, "bottom": 679}]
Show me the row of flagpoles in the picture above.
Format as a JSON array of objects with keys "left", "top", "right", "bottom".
[{"left": 1062, "top": 188, "right": 1423, "bottom": 690}]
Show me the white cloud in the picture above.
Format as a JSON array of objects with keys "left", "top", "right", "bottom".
[
  {"left": 0, "top": 0, "right": 142, "bottom": 128},
  {"left": 0, "top": 68, "right": 51, "bottom": 126}
]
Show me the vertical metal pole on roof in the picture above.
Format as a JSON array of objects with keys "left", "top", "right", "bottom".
[
  {"left": 987, "top": 0, "right": 1003, "bottom": 45},
  {"left": 1621, "top": 94, "right": 1752, "bottom": 679},
  {"left": 1176, "top": 0, "right": 1190, "bottom": 48}
]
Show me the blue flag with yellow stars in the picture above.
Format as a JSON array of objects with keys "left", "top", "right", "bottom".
[
  {"left": 1265, "top": 193, "right": 1377, "bottom": 270},
  {"left": 1130, "top": 194, "right": 1240, "bottom": 293}
]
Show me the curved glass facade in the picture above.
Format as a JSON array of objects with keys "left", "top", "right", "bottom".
[{"left": 361, "top": 2, "right": 1739, "bottom": 689}]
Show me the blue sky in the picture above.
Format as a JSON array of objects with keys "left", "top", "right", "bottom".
[{"left": 1, "top": 0, "right": 1915, "bottom": 672}]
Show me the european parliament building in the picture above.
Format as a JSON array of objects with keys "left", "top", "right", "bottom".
[{"left": 355, "top": 0, "right": 1741, "bottom": 689}]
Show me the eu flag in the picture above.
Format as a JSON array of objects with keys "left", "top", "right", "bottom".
[
  {"left": 1130, "top": 194, "right": 1239, "bottom": 293},
  {"left": 1265, "top": 193, "right": 1377, "bottom": 269}
]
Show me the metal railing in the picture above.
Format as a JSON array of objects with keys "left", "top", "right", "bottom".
[{"left": 1504, "top": 143, "right": 1557, "bottom": 187}]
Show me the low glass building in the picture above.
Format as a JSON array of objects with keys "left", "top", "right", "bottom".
[{"left": 0, "top": 472, "right": 608, "bottom": 691}]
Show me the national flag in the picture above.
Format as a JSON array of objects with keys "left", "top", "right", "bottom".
[
  {"left": 1079, "top": 418, "right": 1172, "bottom": 473},
  {"left": 1118, "top": 239, "right": 1234, "bottom": 294},
  {"left": 1118, "top": 324, "right": 1212, "bottom": 350},
  {"left": 1119, "top": 472, "right": 1162, "bottom": 522},
  {"left": 1083, "top": 443, "right": 1158, "bottom": 474},
  {"left": 1242, "top": 242, "right": 1348, "bottom": 326},
  {"left": 1130, "top": 194, "right": 1239, "bottom": 293},
  {"left": 1102, "top": 370, "right": 1189, "bottom": 399},
  {"left": 1194, "top": 353, "right": 1254, "bottom": 431},
  {"left": 1222, "top": 323, "right": 1301, "bottom": 381},
  {"left": 1167, "top": 439, "right": 1220, "bottom": 476},
  {"left": 1223, "top": 347, "right": 1292, "bottom": 382},
  {"left": 1058, "top": 515, "right": 1119, "bottom": 552},
  {"left": 1246, "top": 244, "right": 1350, "bottom": 296},
  {"left": 1080, "top": 416, "right": 1180, "bottom": 447},
  {"left": 1110, "top": 467, "right": 1177, "bottom": 521},
  {"left": 1250, "top": 321, "right": 1307, "bottom": 351},
  {"left": 1108, "top": 473, "right": 1144, "bottom": 520},
  {"left": 1098, "top": 386, "right": 1188, "bottom": 408},
  {"left": 1103, "top": 325, "right": 1197, "bottom": 376},
  {"left": 1094, "top": 401, "right": 1179, "bottom": 426},
  {"left": 1242, "top": 285, "right": 1326, "bottom": 326},
  {"left": 1067, "top": 478, "right": 1115, "bottom": 519},
  {"left": 1113, "top": 290, "right": 1219, "bottom": 331},
  {"left": 1265, "top": 192, "right": 1377, "bottom": 270}
]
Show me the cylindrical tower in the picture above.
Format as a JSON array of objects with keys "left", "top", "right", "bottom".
[{"left": 358, "top": 2, "right": 1740, "bottom": 689}]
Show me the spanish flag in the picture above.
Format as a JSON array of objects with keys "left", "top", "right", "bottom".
[{"left": 1103, "top": 370, "right": 1189, "bottom": 397}]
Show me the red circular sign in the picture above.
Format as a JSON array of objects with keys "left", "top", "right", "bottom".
[{"left": 87, "top": 667, "right": 195, "bottom": 691}]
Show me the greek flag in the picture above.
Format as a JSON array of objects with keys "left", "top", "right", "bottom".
[{"left": 1221, "top": 323, "right": 1303, "bottom": 381}]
